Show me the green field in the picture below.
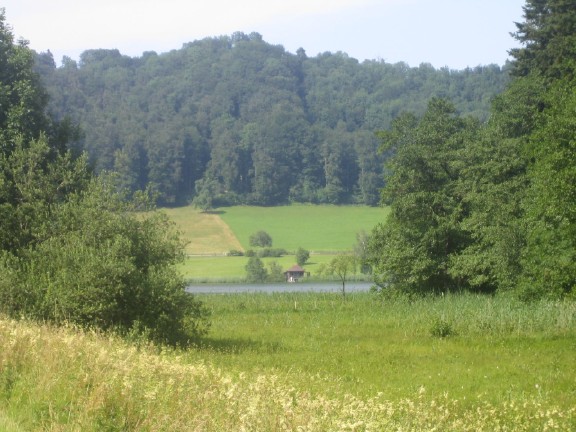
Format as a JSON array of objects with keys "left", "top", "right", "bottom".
[
  {"left": 162, "top": 204, "right": 389, "bottom": 280},
  {"left": 160, "top": 207, "right": 243, "bottom": 255},
  {"left": 2, "top": 293, "right": 574, "bottom": 430},
  {"left": 218, "top": 204, "right": 388, "bottom": 252},
  {"left": 178, "top": 254, "right": 338, "bottom": 282},
  {"left": 190, "top": 293, "right": 576, "bottom": 405}
]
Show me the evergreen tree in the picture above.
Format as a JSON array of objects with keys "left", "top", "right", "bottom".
[
  {"left": 510, "top": 0, "right": 576, "bottom": 81},
  {"left": 369, "top": 99, "right": 481, "bottom": 294},
  {"left": 519, "top": 76, "right": 576, "bottom": 298}
]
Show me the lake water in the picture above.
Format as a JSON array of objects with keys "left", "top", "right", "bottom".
[{"left": 186, "top": 281, "right": 374, "bottom": 294}]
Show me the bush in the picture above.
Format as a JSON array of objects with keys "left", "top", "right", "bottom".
[
  {"left": 430, "top": 317, "right": 456, "bottom": 338},
  {"left": 227, "top": 249, "right": 244, "bottom": 256},
  {"left": 249, "top": 230, "right": 273, "bottom": 248},
  {"left": 295, "top": 247, "right": 310, "bottom": 266},
  {"left": 0, "top": 178, "right": 210, "bottom": 345},
  {"left": 257, "top": 248, "right": 287, "bottom": 258},
  {"left": 267, "top": 261, "right": 285, "bottom": 283},
  {"left": 245, "top": 256, "right": 268, "bottom": 283}
]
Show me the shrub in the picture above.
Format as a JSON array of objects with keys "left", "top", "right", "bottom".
[
  {"left": 430, "top": 317, "right": 456, "bottom": 338},
  {"left": 0, "top": 178, "right": 210, "bottom": 345},
  {"left": 267, "top": 261, "right": 285, "bottom": 283},
  {"left": 257, "top": 248, "right": 287, "bottom": 258},
  {"left": 245, "top": 256, "right": 267, "bottom": 283},
  {"left": 295, "top": 247, "right": 310, "bottom": 266},
  {"left": 249, "top": 230, "right": 273, "bottom": 248},
  {"left": 227, "top": 249, "right": 244, "bottom": 256}
]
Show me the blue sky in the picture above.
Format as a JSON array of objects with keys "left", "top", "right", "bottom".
[{"left": 4, "top": 0, "right": 525, "bottom": 69}]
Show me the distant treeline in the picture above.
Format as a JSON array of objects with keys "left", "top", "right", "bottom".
[{"left": 35, "top": 32, "right": 509, "bottom": 206}]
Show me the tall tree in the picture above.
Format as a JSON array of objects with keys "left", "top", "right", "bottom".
[
  {"left": 0, "top": 9, "right": 90, "bottom": 252},
  {"left": 369, "top": 99, "right": 481, "bottom": 294},
  {"left": 519, "top": 76, "right": 576, "bottom": 298},
  {"left": 510, "top": 0, "right": 576, "bottom": 81}
]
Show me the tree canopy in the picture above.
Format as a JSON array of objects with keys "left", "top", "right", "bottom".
[
  {"left": 34, "top": 34, "right": 509, "bottom": 207},
  {"left": 369, "top": 0, "right": 576, "bottom": 300},
  {"left": 0, "top": 9, "right": 209, "bottom": 344}
]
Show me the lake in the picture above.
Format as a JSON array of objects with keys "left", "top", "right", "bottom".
[{"left": 186, "top": 281, "right": 374, "bottom": 294}]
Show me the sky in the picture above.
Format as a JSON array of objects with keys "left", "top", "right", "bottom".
[{"left": 3, "top": 0, "right": 526, "bottom": 70}]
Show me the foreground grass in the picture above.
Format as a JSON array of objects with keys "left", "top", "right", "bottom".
[{"left": 1, "top": 293, "right": 575, "bottom": 431}]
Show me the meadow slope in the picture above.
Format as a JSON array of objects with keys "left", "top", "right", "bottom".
[{"left": 163, "top": 204, "right": 389, "bottom": 280}]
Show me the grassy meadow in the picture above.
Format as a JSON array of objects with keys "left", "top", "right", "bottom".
[
  {"left": 3, "top": 204, "right": 574, "bottom": 430},
  {"left": 1, "top": 293, "right": 575, "bottom": 430},
  {"left": 178, "top": 254, "right": 337, "bottom": 282},
  {"left": 161, "top": 204, "right": 389, "bottom": 281},
  {"left": 217, "top": 204, "right": 388, "bottom": 252}
]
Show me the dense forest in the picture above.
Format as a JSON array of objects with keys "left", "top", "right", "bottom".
[
  {"left": 35, "top": 34, "right": 510, "bottom": 206},
  {"left": 368, "top": 0, "right": 576, "bottom": 300}
]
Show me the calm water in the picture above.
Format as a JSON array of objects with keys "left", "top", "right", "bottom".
[{"left": 186, "top": 281, "right": 374, "bottom": 294}]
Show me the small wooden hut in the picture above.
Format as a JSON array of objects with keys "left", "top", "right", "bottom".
[{"left": 284, "top": 264, "right": 306, "bottom": 282}]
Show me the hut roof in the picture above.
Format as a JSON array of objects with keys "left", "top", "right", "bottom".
[{"left": 285, "top": 264, "right": 305, "bottom": 272}]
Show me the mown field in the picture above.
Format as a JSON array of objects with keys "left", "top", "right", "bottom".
[
  {"left": 161, "top": 204, "right": 389, "bottom": 281},
  {"left": 2, "top": 292, "right": 575, "bottom": 431}
]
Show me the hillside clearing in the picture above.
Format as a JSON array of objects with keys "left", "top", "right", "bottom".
[
  {"left": 161, "top": 207, "right": 243, "bottom": 255},
  {"left": 217, "top": 204, "right": 389, "bottom": 252}
]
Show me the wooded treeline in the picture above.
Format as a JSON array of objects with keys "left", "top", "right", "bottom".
[
  {"left": 368, "top": 0, "right": 576, "bottom": 300},
  {"left": 35, "top": 34, "right": 509, "bottom": 206}
]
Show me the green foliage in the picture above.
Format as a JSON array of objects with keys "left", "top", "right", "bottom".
[
  {"left": 0, "top": 10, "right": 49, "bottom": 147},
  {"left": 0, "top": 13, "right": 209, "bottom": 345},
  {"left": 295, "top": 247, "right": 310, "bottom": 266},
  {"left": 510, "top": 0, "right": 576, "bottom": 81},
  {"left": 244, "top": 256, "right": 267, "bottom": 283},
  {"left": 249, "top": 230, "right": 272, "bottom": 248},
  {"left": 370, "top": 99, "right": 482, "bottom": 294},
  {"left": 192, "top": 177, "right": 219, "bottom": 212},
  {"left": 266, "top": 261, "right": 285, "bottom": 283},
  {"left": 256, "top": 248, "right": 286, "bottom": 258},
  {"left": 0, "top": 177, "right": 210, "bottom": 344},
  {"left": 369, "top": 1, "right": 576, "bottom": 300},
  {"left": 354, "top": 230, "right": 372, "bottom": 274},
  {"left": 321, "top": 254, "right": 357, "bottom": 296},
  {"left": 519, "top": 76, "right": 576, "bottom": 298},
  {"left": 429, "top": 316, "right": 456, "bottom": 338}
]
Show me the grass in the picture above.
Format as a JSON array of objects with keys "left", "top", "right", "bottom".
[
  {"left": 178, "top": 254, "right": 337, "bottom": 282},
  {"left": 2, "top": 293, "right": 575, "bottom": 430},
  {"left": 190, "top": 292, "right": 576, "bottom": 403},
  {"left": 218, "top": 204, "right": 389, "bottom": 252},
  {"left": 160, "top": 207, "right": 243, "bottom": 255},
  {"left": 161, "top": 204, "right": 389, "bottom": 280}
]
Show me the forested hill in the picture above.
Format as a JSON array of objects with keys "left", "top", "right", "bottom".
[{"left": 35, "top": 32, "right": 510, "bottom": 206}]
